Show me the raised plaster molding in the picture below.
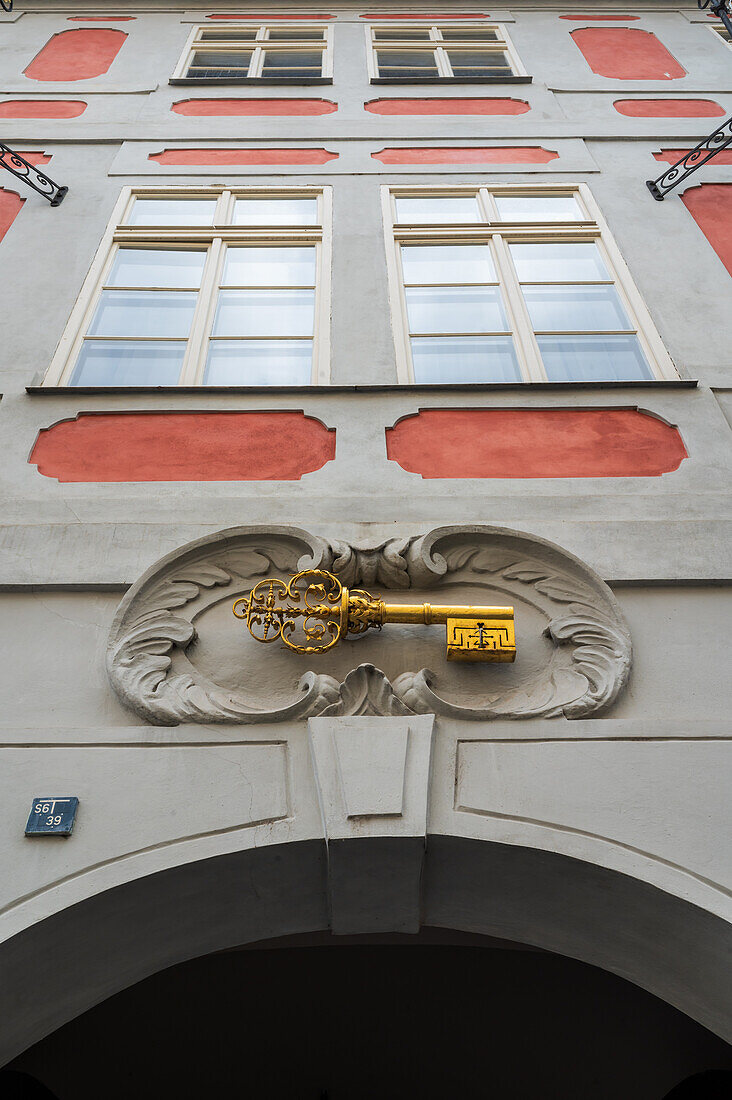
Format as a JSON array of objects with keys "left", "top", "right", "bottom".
[{"left": 107, "top": 524, "right": 632, "bottom": 726}]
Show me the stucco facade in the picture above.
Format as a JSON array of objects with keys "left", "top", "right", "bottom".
[{"left": 1, "top": 1, "right": 731, "bottom": 1096}]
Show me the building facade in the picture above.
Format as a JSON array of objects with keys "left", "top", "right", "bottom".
[{"left": 0, "top": 1, "right": 731, "bottom": 1096}]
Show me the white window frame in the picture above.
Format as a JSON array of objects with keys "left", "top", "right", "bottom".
[
  {"left": 171, "top": 22, "right": 334, "bottom": 83},
  {"left": 709, "top": 21, "right": 732, "bottom": 49},
  {"left": 43, "top": 185, "right": 333, "bottom": 388},
  {"left": 381, "top": 183, "right": 677, "bottom": 385},
  {"left": 365, "top": 22, "right": 527, "bottom": 82}
]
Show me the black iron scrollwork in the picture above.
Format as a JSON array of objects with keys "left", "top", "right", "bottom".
[
  {"left": 0, "top": 1, "right": 12, "bottom": 13},
  {"left": 0, "top": 143, "right": 68, "bottom": 206}
]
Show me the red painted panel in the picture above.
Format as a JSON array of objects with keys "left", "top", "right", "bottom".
[
  {"left": 386, "top": 409, "right": 687, "bottom": 479},
  {"left": 655, "top": 148, "right": 732, "bottom": 164},
  {"left": 0, "top": 99, "right": 87, "bottom": 118},
  {"left": 373, "top": 146, "right": 557, "bottom": 164},
  {"left": 614, "top": 98, "right": 724, "bottom": 117},
  {"left": 560, "top": 14, "right": 638, "bottom": 19},
  {"left": 30, "top": 412, "right": 336, "bottom": 483},
  {"left": 149, "top": 147, "right": 337, "bottom": 165},
  {"left": 682, "top": 183, "right": 732, "bottom": 277},
  {"left": 172, "top": 98, "right": 337, "bottom": 116},
  {"left": 365, "top": 97, "right": 529, "bottom": 115},
  {"left": 208, "top": 12, "right": 333, "bottom": 18},
  {"left": 24, "top": 29, "right": 127, "bottom": 82},
  {"left": 570, "top": 28, "right": 685, "bottom": 80},
  {"left": 15, "top": 152, "right": 51, "bottom": 165},
  {"left": 0, "top": 189, "right": 24, "bottom": 244},
  {"left": 361, "top": 12, "right": 488, "bottom": 18},
  {"left": 68, "top": 15, "right": 136, "bottom": 20}
]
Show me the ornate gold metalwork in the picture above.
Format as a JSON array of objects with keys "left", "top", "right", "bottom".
[{"left": 233, "top": 569, "right": 515, "bottom": 662}]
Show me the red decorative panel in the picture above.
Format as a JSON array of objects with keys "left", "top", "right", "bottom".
[
  {"left": 373, "top": 146, "right": 557, "bottom": 164},
  {"left": 30, "top": 412, "right": 336, "bottom": 483},
  {"left": 208, "top": 12, "right": 333, "bottom": 18},
  {"left": 361, "top": 12, "right": 489, "bottom": 18},
  {"left": 365, "top": 97, "right": 529, "bottom": 115},
  {"left": 172, "top": 98, "right": 337, "bottom": 116},
  {"left": 149, "top": 147, "right": 337, "bottom": 165},
  {"left": 15, "top": 152, "right": 51, "bottom": 165},
  {"left": 682, "top": 183, "right": 732, "bottom": 277},
  {"left": 0, "top": 100, "right": 87, "bottom": 118},
  {"left": 614, "top": 98, "right": 724, "bottom": 117},
  {"left": 655, "top": 148, "right": 732, "bottom": 165},
  {"left": 68, "top": 15, "right": 136, "bottom": 20},
  {"left": 570, "top": 28, "right": 685, "bottom": 80},
  {"left": 560, "top": 13, "right": 638, "bottom": 19},
  {"left": 386, "top": 409, "right": 687, "bottom": 479},
  {"left": 0, "top": 190, "right": 24, "bottom": 244},
  {"left": 24, "top": 29, "right": 127, "bottom": 82}
]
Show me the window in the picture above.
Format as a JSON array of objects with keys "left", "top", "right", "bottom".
[
  {"left": 43, "top": 188, "right": 331, "bottom": 387},
  {"left": 711, "top": 22, "right": 732, "bottom": 45},
  {"left": 383, "top": 185, "right": 676, "bottom": 384},
  {"left": 172, "top": 23, "right": 333, "bottom": 82},
  {"left": 366, "top": 23, "right": 527, "bottom": 82}
]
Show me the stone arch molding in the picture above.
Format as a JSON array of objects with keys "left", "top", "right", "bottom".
[{"left": 107, "top": 525, "right": 632, "bottom": 726}]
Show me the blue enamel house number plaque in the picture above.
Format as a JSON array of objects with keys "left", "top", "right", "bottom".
[{"left": 25, "top": 797, "right": 79, "bottom": 837}]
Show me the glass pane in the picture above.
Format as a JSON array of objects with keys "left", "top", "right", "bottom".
[
  {"left": 510, "top": 242, "right": 610, "bottom": 283},
  {"left": 205, "top": 340, "right": 312, "bottom": 385},
  {"left": 198, "top": 29, "right": 258, "bottom": 41},
  {"left": 87, "top": 291, "right": 198, "bottom": 338},
  {"left": 266, "top": 29, "right": 325, "bottom": 41},
  {"left": 495, "top": 195, "right": 582, "bottom": 222},
  {"left": 446, "top": 49, "right": 512, "bottom": 77},
  {"left": 401, "top": 244, "right": 496, "bottom": 284},
  {"left": 233, "top": 198, "right": 318, "bottom": 226},
  {"left": 376, "top": 49, "right": 439, "bottom": 76},
  {"left": 406, "top": 286, "right": 508, "bottom": 333},
  {"left": 538, "top": 335, "right": 654, "bottom": 382},
  {"left": 70, "top": 341, "right": 184, "bottom": 386},
  {"left": 212, "top": 289, "right": 314, "bottom": 336},
  {"left": 411, "top": 336, "right": 520, "bottom": 383},
  {"left": 260, "top": 50, "right": 323, "bottom": 77},
  {"left": 523, "top": 286, "right": 631, "bottom": 332},
  {"left": 439, "top": 28, "right": 500, "bottom": 41},
  {"left": 107, "top": 249, "right": 206, "bottom": 289},
  {"left": 188, "top": 51, "right": 253, "bottom": 77},
  {"left": 395, "top": 196, "right": 481, "bottom": 223},
  {"left": 127, "top": 200, "right": 216, "bottom": 228},
  {"left": 373, "top": 29, "right": 433, "bottom": 41},
  {"left": 223, "top": 246, "right": 316, "bottom": 287}
]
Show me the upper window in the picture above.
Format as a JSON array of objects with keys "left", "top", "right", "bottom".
[
  {"left": 172, "top": 24, "right": 333, "bottom": 82},
  {"left": 711, "top": 22, "right": 732, "bottom": 45},
  {"left": 43, "top": 188, "right": 331, "bottom": 387},
  {"left": 366, "top": 23, "right": 527, "bottom": 82},
  {"left": 382, "top": 185, "right": 676, "bottom": 384}
]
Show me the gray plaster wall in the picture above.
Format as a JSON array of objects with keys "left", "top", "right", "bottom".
[{"left": 0, "top": 0, "right": 731, "bottom": 1063}]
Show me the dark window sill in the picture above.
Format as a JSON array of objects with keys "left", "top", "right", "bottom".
[
  {"left": 170, "top": 76, "right": 333, "bottom": 86},
  {"left": 370, "top": 75, "right": 532, "bottom": 85},
  {"left": 28, "top": 380, "right": 697, "bottom": 396}
]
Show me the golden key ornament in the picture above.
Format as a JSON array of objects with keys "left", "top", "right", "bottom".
[{"left": 233, "top": 569, "right": 516, "bottom": 663}]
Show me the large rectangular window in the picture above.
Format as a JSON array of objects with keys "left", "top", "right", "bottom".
[
  {"left": 172, "top": 24, "right": 333, "bottom": 83},
  {"left": 383, "top": 185, "right": 676, "bottom": 384},
  {"left": 367, "top": 22, "right": 527, "bottom": 82},
  {"left": 43, "top": 188, "right": 331, "bottom": 387}
]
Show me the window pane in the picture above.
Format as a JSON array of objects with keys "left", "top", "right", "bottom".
[
  {"left": 401, "top": 244, "right": 496, "bottom": 284},
  {"left": 260, "top": 50, "right": 323, "bottom": 77},
  {"left": 213, "top": 289, "right": 314, "bottom": 336},
  {"left": 446, "top": 49, "right": 512, "bottom": 77},
  {"left": 233, "top": 198, "right": 318, "bottom": 226},
  {"left": 205, "top": 340, "right": 312, "bottom": 385},
  {"left": 127, "top": 200, "right": 216, "bottom": 227},
  {"left": 87, "top": 291, "right": 198, "bottom": 338},
  {"left": 406, "top": 286, "right": 508, "bottom": 333},
  {"left": 376, "top": 49, "right": 439, "bottom": 76},
  {"left": 495, "top": 195, "right": 582, "bottom": 222},
  {"left": 510, "top": 242, "right": 610, "bottom": 282},
  {"left": 373, "top": 29, "right": 433, "bottom": 41},
  {"left": 411, "top": 336, "right": 520, "bottom": 383},
  {"left": 523, "top": 285, "right": 631, "bottom": 332},
  {"left": 70, "top": 341, "right": 184, "bottom": 386},
  {"left": 439, "top": 28, "right": 500, "bottom": 41},
  {"left": 198, "top": 29, "right": 258, "bottom": 41},
  {"left": 538, "top": 335, "right": 654, "bottom": 382},
  {"left": 223, "top": 246, "right": 316, "bottom": 287},
  {"left": 188, "top": 51, "right": 252, "bottom": 78},
  {"left": 395, "top": 196, "right": 481, "bottom": 223},
  {"left": 266, "top": 29, "right": 325, "bottom": 41},
  {"left": 107, "top": 249, "right": 206, "bottom": 289}
]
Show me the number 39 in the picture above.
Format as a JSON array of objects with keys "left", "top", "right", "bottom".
[{"left": 45, "top": 815, "right": 62, "bottom": 826}]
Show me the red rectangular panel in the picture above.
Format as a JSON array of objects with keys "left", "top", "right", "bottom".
[
  {"left": 366, "top": 97, "right": 529, "bottom": 115},
  {"left": 149, "top": 148, "right": 337, "bottom": 165},
  {"left": 571, "top": 28, "right": 685, "bottom": 80},
  {"left": 373, "top": 146, "right": 557, "bottom": 163}
]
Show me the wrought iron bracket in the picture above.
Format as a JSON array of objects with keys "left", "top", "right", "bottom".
[
  {"left": 0, "top": 143, "right": 68, "bottom": 206},
  {"left": 646, "top": 1, "right": 732, "bottom": 200},
  {"left": 0, "top": 1, "right": 12, "bottom": 12}
]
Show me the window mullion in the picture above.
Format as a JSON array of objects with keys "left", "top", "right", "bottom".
[
  {"left": 250, "top": 46, "right": 264, "bottom": 78},
  {"left": 435, "top": 46, "right": 451, "bottom": 77},
  {"left": 492, "top": 233, "right": 547, "bottom": 383},
  {"left": 179, "top": 238, "right": 222, "bottom": 386}
]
